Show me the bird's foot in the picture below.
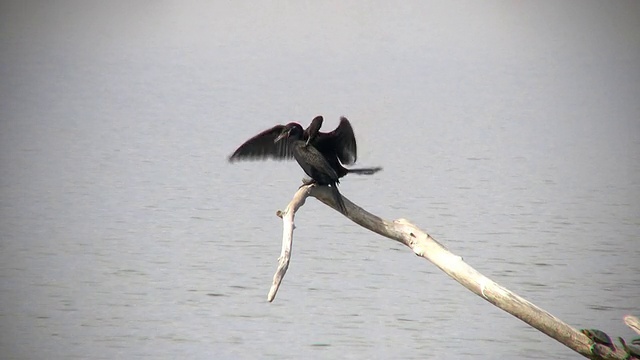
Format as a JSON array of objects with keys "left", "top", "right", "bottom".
[{"left": 300, "top": 178, "right": 317, "bottom": 187}]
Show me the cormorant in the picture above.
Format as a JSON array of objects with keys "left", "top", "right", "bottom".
[
  {"left": 303, "top": 116, "right": 382, "bottom": 178},
  {"left": 228, "top": 116, "right": 382, "bottom": 178},
  {"left": 274, "top": 124, "right": 347, "bottom": 213}
]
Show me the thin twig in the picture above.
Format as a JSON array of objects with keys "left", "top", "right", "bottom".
[{"left": 267, "top": 185, "right": 312, "bottom": 302}]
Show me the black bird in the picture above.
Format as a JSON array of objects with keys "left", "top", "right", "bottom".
[
  {"left": 303, "top": 116, "right": 382, "bottom": 178},
  {"left": 274, "top": 124, "right": 347, "bottom": 213},
  {"left": 228, "top": 116, "right": 382, "bottom": 178}
]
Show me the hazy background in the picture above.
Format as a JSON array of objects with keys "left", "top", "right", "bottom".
[{"left": 1, "top": 1, "right": 639, "bottom": 359}]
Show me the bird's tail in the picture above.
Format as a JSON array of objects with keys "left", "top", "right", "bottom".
[
  {"left": 331, "top": 184, "right": 348, "bottom": 214},
  {"left": 346, "top": 167, "right": 383, "bottom": 175}
]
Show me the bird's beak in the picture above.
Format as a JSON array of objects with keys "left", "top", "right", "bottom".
[{"left": 274, "top": 129, "right": 289, "bottom": 143}]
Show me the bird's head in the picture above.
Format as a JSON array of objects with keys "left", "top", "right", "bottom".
[
  {"left": 274, "top": 127, "right": 292, "bottom": 143},
  {"left": 274, "top": 123, "right": 302, "bottom": 143}
]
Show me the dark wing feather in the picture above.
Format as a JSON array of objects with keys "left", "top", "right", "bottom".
[
  {"left": 318, "top": 117, "right": 357, "bottom": 165},
  {"left": 228, "top": 125, "right": 295, "bottom": 162},
  {"left": 304, "top": 115, "right": 324, "bottom": 141}
]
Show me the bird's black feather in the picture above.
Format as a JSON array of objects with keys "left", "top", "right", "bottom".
[{"left": 228, "top": 116, "right": 382, "bottom": 179}]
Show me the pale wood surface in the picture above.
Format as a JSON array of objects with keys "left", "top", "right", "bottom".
[
  {"left": 267, "top": 184, "right": 634, "bottom": 359},
  {"left": 624, "top": 315, "right": 640, "bottom": 335}
]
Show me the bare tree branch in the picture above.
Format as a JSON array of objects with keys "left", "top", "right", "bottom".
[
  {"left": 624, "top": 315, "right": 640, "bottom": 335},
  {"left": 267, "top": 185, "right": 312, "bottom": 302},
  {"left": 267, "top": 184, "right": 632, "bottom": 359}
]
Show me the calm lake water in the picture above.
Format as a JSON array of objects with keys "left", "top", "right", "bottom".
[{"left": 1, "top": 1, "right": 639, "bottom": 359}]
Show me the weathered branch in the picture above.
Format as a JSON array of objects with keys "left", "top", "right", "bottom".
[
  {"left": 268, "top": 184, "right": 631, "bottom": 359},
  {"left": 625, "top": 315, "right": 640, "bottom": 335},
  {"left": 267, "top": 185, "right": 313, "bottom": 302}
]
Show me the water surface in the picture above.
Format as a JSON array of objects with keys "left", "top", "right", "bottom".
[{"left": 1, "top": 1, "right": 639, "bottom": 359}]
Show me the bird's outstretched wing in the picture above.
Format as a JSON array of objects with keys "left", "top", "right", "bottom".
[
  {"left": 304, "top": 115, "right": 324, "bottom": 142},
  {"left": 318, "top": 117, "right": 357, "bottom": 165},
  {"left": 228, "top": 125, "right": 295, "bottom": 162}
]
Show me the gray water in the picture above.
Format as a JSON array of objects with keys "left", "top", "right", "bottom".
[{"left": 1, "top": 1, "right": 639, "bottom": 359}]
